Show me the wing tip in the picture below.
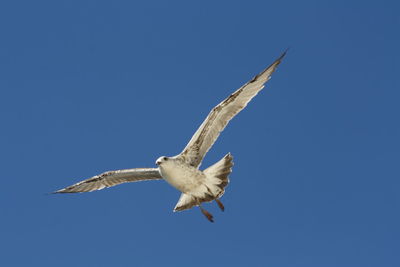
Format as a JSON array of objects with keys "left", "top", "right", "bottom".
[
  {"left": 51, "top": 186, "right": 88, "bottom": 194},
  {"left": 273, "top": 48, "right": 289, "bottom": 66},
  {"left": 281, "top": 47, "right": 290, "bottom": 57},
  {"left": 51, "top": 188, "right": 71, "bottom": 194}
]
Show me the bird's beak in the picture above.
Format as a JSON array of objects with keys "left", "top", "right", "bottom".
[{"left": 156, "top": 160, "right": 161, "bottom": 165}]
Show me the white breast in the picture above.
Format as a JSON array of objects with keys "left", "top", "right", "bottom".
[{"left": 158, "top": 159, "right": 205, "bottom": 194}]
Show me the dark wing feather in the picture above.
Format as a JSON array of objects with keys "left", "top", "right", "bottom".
[
  {"left": 54, "top": 168, "right": 162, "bottom": 193},
  {"left": 180, "top": 51, "right": 286, "bottom": 167}
]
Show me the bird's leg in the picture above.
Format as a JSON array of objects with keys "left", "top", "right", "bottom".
[
  {"left": 215, "top": 199, "right": 225, "bottom": 212},
  {"left": 199, "top": 205, "right": 214, "bottom": 223}
]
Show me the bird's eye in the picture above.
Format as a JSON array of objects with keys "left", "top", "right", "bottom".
[{"left": 163, "top": 157, "right": 168, "bottom": 161}]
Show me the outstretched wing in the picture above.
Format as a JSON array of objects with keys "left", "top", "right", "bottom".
[
  {"left": 180, "top": 51, "right": 286, "bottom": 167},
  {"left": 54, "top": 168, "right": 162, "bottom": 193}
]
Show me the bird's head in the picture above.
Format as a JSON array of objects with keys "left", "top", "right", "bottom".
[{"left": 156, "top": 156, "right": 169, "bottom": 166}]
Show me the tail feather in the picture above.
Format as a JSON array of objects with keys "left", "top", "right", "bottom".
[{"left": 203, "top": 153, "right": 233, "bottom": 198}]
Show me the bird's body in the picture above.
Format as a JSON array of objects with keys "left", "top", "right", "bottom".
[
  {"left": 157, "top": 156, "right": 204, "bottom": 194},
  {"left": 55, "top": 51, "right": 286, "bottom": 222},
  {"left": 156, "top": 154, "right": 232, "bottom": 216}
]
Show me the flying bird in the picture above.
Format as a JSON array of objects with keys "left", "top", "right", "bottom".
[{"left": 54, "top": 52, "right": 286, "bottom": 222}]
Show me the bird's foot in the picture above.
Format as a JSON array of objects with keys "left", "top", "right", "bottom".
[
  {"left": 200, "top": 206, "right": 214, "bottom": 223},
  {"left": 215, "top": 199, "right": 225, "bottom": 212}
]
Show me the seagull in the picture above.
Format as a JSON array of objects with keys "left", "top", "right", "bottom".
[{"left": 54, "top": 51, "right": 286, "bottom": 222}]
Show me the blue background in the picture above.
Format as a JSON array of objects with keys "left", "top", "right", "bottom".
[{"left": 1, "top": 1, "right": 399, "bottom": 266}]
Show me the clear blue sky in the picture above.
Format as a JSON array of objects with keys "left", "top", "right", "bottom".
[{"left": 0, "top": 1, "right": 399, "bottom": 266}]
